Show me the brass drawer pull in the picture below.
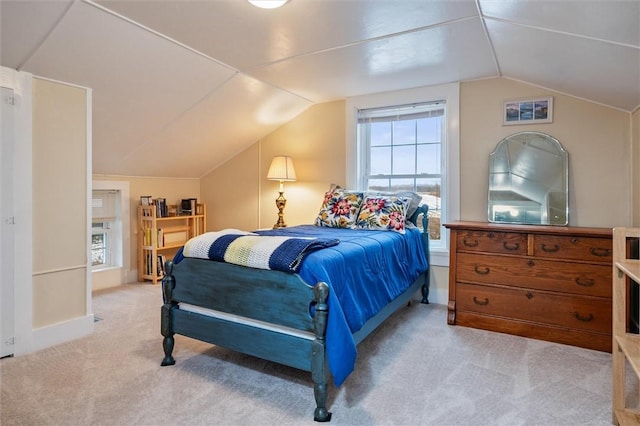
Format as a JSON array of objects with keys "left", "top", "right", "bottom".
[
  {"left": 590, "top": 247, "right": 611, "bottom": 257},
  {"left": 541, "top": 244, "right": 559, "bottom": 253},
  {"left": 503, "top": 242, "right": 520, "bottom": 251},
  {"left": 575, "top": 277, "right": 595, "bottom": 287},
  {"left": 474, "top": 265, "right": 490, "bottom": 275},
  {"left": 572, "top": 312, "right": 594, "bottom": 322},
  {"left": 473, "top": 296, "right": 489, "bottom": 306},
  {"left": 463, "top": 238, "right": 479, "bottom": 248}
]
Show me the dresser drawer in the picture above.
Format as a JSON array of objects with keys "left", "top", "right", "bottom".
[
  {"left": 456, "top": 231, "right": 527, "bottom": 255},
  {"left": 532, "top": 234, "right": 612, "bottom": 262},
  {"left": 456, "top": 283, "right": 611, "bottom": 334},
  {"left": 456, "top": 252, "right": 612, "bottom": 298}
]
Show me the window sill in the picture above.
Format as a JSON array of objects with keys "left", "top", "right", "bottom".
[
  {"left": 428, "top": 249, "right": 449, "bottom": 267},
  {"left": 92, "top": 265, "right": 121, "bottom": 273}
]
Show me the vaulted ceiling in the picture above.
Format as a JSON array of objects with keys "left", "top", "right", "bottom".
[{"left": 2, "top": 0, "right": 639, "bottom": 178}]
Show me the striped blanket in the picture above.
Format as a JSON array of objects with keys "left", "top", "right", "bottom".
[{"left": 180, "top": 229, "right": 340, "bottom": 273}]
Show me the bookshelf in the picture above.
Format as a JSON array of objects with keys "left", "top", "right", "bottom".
[
  {"left": 612, "top": 227, "right": 640, "bottom": 425},
  {"left": 138, "top": 203, "right": 206, "bottom": 284}
]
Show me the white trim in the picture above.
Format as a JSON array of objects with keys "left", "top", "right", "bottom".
[
  {"left": 33, "top": 265, "right": 88, "bottom": 276},
  {"left": 13, "top": 70, "right": 33, "bottom": 355},
  {"left": 429, "top": 250, "right": 450, "bottom": 268},
  {"left": 30, "top": 315, "right": 94, "bottom": 353},
  {"left": 13, "top": 73, "right": 94, "bottom": 355},
  {"left": 345, "top": 83, "right": 460, "bottom": 265},
  {"left": 86, "top": 88, "right": 93, "bottom": 311}
]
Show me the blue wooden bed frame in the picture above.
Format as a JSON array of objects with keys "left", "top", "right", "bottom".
[{"left": 160, "top": 205, "right": 430, "bottom": 422}]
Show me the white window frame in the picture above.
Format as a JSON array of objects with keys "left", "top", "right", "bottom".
[
  {"left": 346, "top": 83, "right": 460, "bottom": 266},
  {"left": 91, "top": 189, "right": 122, "bottom": 271}
]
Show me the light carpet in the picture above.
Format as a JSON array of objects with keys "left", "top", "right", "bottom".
[{"left": 0, "top": 283, "right": 625, "bottom": 425}]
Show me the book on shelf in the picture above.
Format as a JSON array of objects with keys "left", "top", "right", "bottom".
[
  {"left": 146, "top": 252, "right": 152, "bottom": 276},
  {"left": 143, "top": 228, "right": 155, "bottom": 246},
  {"left": 157, "top": 254, "right": 167, "bottom": 277},
  {"left": 154, "top": 198, "right": 168, "bottom": 217}
]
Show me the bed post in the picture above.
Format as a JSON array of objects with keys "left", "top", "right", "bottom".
[
  {"left": 160, "top": 261, "right": 176, "bottom": 367},
  {"left": 414, "top": 205, "right": 431, "bottom": 304},
  {"left": 312, "top": 282, "right": 331, "bottom": 422}
]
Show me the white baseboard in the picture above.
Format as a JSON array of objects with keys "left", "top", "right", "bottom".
[{"left": 26, "top": 314, "right": 94, "bottom": 354}]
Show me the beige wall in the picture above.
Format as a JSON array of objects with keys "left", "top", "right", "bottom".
[
  {"left": 197, "top": 78, "right": 634, "bottom": 306},
  {"left": 96, "top": 79, "right": 636, "bottom": 305},
  {"left": 32, "top": 78, "right": 88, "bottom": 328},
  {"left": 92, "top": 174, "right": 200, "bottom": 284},
  {"left": 200, "top": 144, "right": 260, "bottom": 230},
  {"left": 633, "top": 109, "right": 640, "bottom": 226},
  {"left": 460, "top": 78, "right": 631, "bottom": 227},
  {"left": 206, "top": 78, "right": 633, "bottom": 232},
  {"left": 201, "top": 100, "right": 346, "bottom": 231}
]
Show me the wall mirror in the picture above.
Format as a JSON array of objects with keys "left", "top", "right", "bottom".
[{"left": 488, "top": 131, "right": 568, "bottom": 226}]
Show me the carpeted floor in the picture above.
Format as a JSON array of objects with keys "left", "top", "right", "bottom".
[{"left": 0, "top": 283, "right": 626, "bottom": 425}]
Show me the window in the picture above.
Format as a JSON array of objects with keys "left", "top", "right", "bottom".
[
  {"left": 91, "top": 190, "right": 122, "bottom": 270},
  {"left": 346, "top": 83, "right": 460, "bottom": 263},
  {"left": 357, "top": 101, "right": 444, "bottom": 241},
  {"left": 91, "top": 222, "right": 110, "bottom": 267}
]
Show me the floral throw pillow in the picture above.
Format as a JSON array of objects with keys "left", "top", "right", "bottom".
[
  {"left": 315, "top": 190, "right": 364, "bottom": 228},
  {"left": 356, "top": 195, "right": 409, "bottom": 234}
]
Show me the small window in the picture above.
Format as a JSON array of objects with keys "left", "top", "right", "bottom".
[{"left": 92, "top": 190, "right": 121, "bottom": 270}]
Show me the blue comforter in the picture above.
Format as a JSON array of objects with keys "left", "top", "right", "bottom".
[{"left": 255, "top": 225, "right": 428, "bottom": 386}]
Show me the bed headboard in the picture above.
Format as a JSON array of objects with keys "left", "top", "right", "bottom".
[{"left": 408, "top": 204, "right": 429, "bottom": 230}]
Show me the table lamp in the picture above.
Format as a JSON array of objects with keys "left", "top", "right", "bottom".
[{"left": 266, "top": 155, "right": 296, "bottom": 228}]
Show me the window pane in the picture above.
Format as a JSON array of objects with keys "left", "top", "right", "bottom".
[
  {"left": 92, "top": 233, "right": 106, "bottom": 266},
  {"left": 389, "top": 178, "right": 414, "bottom": 192},
  {"left": 370, "top": 146, "right": 391, "bottom": 175},
  {"left": 367, "top": 179, "right": 389, "bottom": 192},
  {"left": 417, "top": 117, "right": 441, "bottom": 142},
  {"left": 392, "top": 120, "right": 415, "bottom": 146},
  {"left": 370, "top": 122, "right": 391, "bottom": 146},
  {"left": 392, "top": 145, "right": 416, "bottom": 174},
  {"left": 417, "top": 143, "right": 440, "bottom": 174}
]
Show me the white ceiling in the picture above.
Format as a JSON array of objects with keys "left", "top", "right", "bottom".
[{"left": 2, "top": 0, "right": 639, "bottom": 178}]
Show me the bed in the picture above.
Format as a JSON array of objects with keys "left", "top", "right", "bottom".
[{"left": 160, "top": 192, "right": 430, "bottom": 422}]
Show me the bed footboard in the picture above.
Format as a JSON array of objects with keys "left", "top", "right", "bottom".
[
  {"left": 161, "top": 203, "right": 431, "bottom": 422},
  {"left": 312, "top": 283, "right": 331, "bottom": 422},
  {"left": 160, "top": 271, "right": 176, "bottom": 367},
  {"left": 160, "top": 260, "right": 332, "bottom": 421}
]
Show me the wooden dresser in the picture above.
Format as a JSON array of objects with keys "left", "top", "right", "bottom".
[{"left": 445, "top": 221, "right": 613, "bottom": 352}]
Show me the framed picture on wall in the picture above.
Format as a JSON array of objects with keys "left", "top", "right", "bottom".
[{"left": 503, "top": 97, "right": 553, "bottom": 125}]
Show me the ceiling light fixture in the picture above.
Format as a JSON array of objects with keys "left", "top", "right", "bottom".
[{"left": 248, "top": 0, "right": 288, "bottom": 9}]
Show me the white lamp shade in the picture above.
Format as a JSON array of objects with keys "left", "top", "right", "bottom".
[{"left": 267, "top": 156, "right": 296, "bottom": 181}]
